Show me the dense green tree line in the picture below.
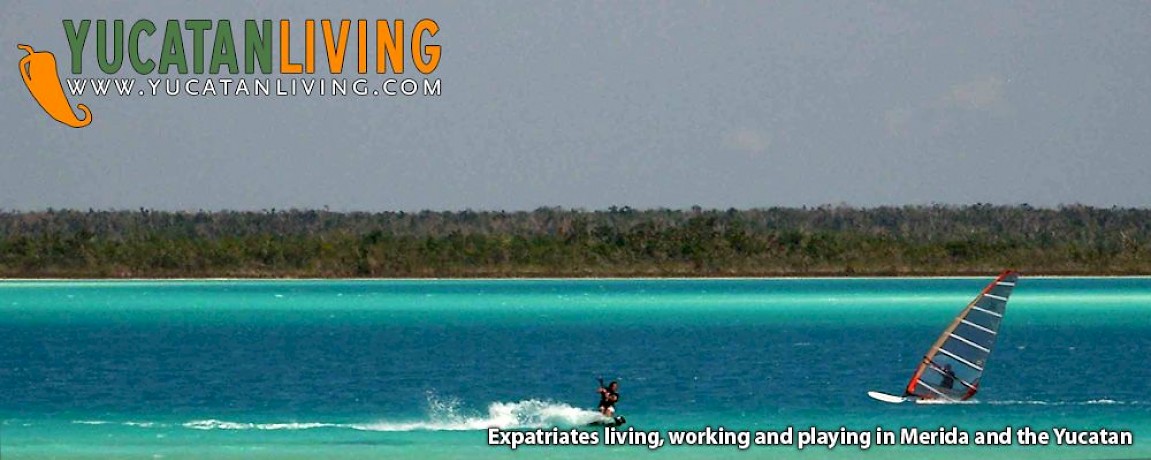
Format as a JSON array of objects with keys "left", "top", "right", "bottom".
[{"left": 0, "top": 205, "right": 1147, "bottom": 277}]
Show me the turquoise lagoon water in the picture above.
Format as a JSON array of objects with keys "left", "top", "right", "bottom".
[{"left": 0, "top": 277, "right": 1148, "bottom": 459}]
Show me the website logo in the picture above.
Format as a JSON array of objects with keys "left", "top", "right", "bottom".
[{"left": 18, "top": 19, "right": 442, "bottom": 128}]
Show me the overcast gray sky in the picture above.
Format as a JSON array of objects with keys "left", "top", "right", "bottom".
[{"left": 2, "top": 1, "right": 1149, "bottom": 211}]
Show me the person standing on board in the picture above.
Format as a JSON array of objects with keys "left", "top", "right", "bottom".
[
  {"left": 940, "top": 364, "right": 957, "bottom": 389},
  {"left": 597, "top": 380, "right": 620, "bottom": 416}
]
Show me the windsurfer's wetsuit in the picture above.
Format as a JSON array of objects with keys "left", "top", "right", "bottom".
[{"left": 940, "top": 367, "right": 957, "bottom": 389}]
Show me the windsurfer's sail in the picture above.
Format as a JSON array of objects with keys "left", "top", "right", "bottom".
[{"left": 903, "top": 270, "right": 1018, "bottom": 401}]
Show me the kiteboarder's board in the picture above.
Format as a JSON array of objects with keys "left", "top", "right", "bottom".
[{"left": 588, "top": 415, "right": 627, "bottom": 428}]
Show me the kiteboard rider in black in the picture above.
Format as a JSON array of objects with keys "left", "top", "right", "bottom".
[{"left": 597, "top": 379, "right": 620, "bottom": 417}]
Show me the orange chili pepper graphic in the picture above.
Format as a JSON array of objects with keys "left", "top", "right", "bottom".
[{"left": 18, "top": 44, "right": 92, "bottom": 128}]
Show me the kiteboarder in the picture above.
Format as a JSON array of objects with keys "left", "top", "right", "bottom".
[{"left": 597, "top": 379, "right": 620, "bottom": 417}]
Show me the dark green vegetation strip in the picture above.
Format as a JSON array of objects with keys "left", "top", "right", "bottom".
[{"left": 0, "top": 205, "right": 1148, "bottom": 278}]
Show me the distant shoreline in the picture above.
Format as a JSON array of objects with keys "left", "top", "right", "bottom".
[
  {"left": 2, "top": 271, "right": 1150, "bottom": 281},
  {"left": 4, "top": 207, "right": 1150, "bottom": 279}
]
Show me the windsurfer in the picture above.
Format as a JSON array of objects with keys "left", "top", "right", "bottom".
[{"left": 940, "top": 364, "right": 957, "bottom": 389}]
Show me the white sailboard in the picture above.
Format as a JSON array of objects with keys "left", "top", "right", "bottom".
[{"left": 867, "top": 391, "right": 908, "bottom": 404}]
